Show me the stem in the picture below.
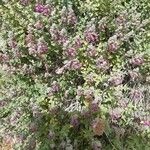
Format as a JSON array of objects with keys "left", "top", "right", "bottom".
[{"left": 104, "top": 132, "right": 118, "bottom": 150}]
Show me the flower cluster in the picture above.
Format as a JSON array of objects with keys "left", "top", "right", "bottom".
[
  {"left": 35, "top": 3, "right": 52, "bottom": 16},
  {"left": 1, "top": 0, "right": 150, "bottom": 149}
]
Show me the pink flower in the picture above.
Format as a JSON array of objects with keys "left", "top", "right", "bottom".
[{"left": 141, "top": 121, "right": 150, "bottom": 126}]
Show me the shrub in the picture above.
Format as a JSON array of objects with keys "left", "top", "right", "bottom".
[{"left": 0, "top": 0, "right": 150, "bottom": 149}]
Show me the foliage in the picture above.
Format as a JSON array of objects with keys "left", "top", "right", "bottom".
[{"left": 0, "top": 0, "right": 150, "bottom": 149}]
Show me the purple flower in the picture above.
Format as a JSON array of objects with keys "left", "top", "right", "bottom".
[
  {"left": 34, "top": 4, "right": 52, "bottom": 16},
  {"left": 31, "top": 104, "right": 41, "bottom": 118},
  {"left": 35, "top": 4, "right": 44, "bottom": 13},
  {"left": 42, "top": 5, "right": 52, "bottom": 16},
  {"left": 28, "top": 138, "right": 36, "bottom": 150},
  {"left": 129, "top": 70, "right": 140, "bottom": 81},
  {"left": 84, "top": 87, "right": 95, "bottom": 103},
  {"left": 90, "top": 102, "right": 99, "bottom": 113},
  {"left": 130, "top": 56, "right": 144, "bottom": 66},
  {"left": 20, "top": 0, "right": 30, "bottom": 5},
  {"left": 110, "top": 108, "right": 123, "bottom": 120},
  {"left": 76, "top": 86, "right": 84, "bottom": 96},
  {"left": 49, "top": 24, "right": 60, "bottom": 41},
  {"left": 141, "top": 121, "right": 150, "bottom": 126},
  {"left": 61, "top": 6, "right": 77, "bottom": 25},
  {"left": 109, "top": 75, "right": 124, "bottom": 86},
  {"left": 34, "top": 21, "right": 43, "bottom": 29},
  {"left": 98, "top": 17, "right": 107, "bottom": 32},
  {"left": 37, "top": 40, "right": 48, "bottom": 54},
  {"left": 86, "top": 44, "right": 97, "bottom": 57},
  {"left": 0, "top": 100, "right": 7, "bottom": 107},
  {"left": 50, "top": 25, "right": 68, "bottom": 45},
  {"left": 70, "top": 115, "right": 79, "bottom": 127},
  {"left": 16, "top": 133, "right": 26, "bottom": 143},
  {"left": 10, "top": 111, "right": 22, "bottom": 125},
  {"left": 65, "top": 59, "right": 82, "bottom": 70},
  {"left": 25, "top": 33, "right": 33, "bottom": 43},
  {"left": 55, "top": 67, "right": 65, "bottom": 75},
  {"left": 51, "top": 81, "right": 60, "bottom": 93},
  {"left": 84, "top": 31, "right": 98, "bottom": 43},
  {"left": 99, "top": 23, "right": 107, "bottom": 32},
  {"left": 107, "top": 41, "right": 118, "bottom": 53},
  {"left": 86, "top": 73, "right": 95, "bottom": 84},
  {"left": 116, "top": 15, "right": 126, "bottom": 26},
  {"left": 92, "top": 141, "right": 102, "bottom": 150},
  {"left": 65, "top": 47, "right": 77, "bottom": 58},
  {"left": 118, "top": 99, "right": 128, "bottom": 108},
  {"left": 107, "top": 35, "right": 119, "bottom": 53},
  {"left": 96, "top": 57, "right": 109, "bottom": 71},
  {"left": 7, "top": 38, "right": 17, "bottom": 48},
  {"left": 60, "top": 140, "right": 66, "bottom": 149},
  {"left": 28, "top": 44, "right": 37, "bottom": 55},
  {"left": 0, "top": 53, "right": 9, "bottom": 62},
  {"left": 25, "top": 33, "right": 35, "bottom": 47},
  {"left": 47, "top": 130, "right": 55, "bottom": 139},
  {"left": 73, "top": 36, "right": 83, "bottom": 48},
  {"left": 70, "top": 60, "right": 82, "bottom": 70},
  {"left": 84, "top": 25, "right": 98, "bottom": 43},
  {"left": 29, "top": 122, "right": 38, "bottom": 132},
  {"left": 81, "top": 110, "right": 91, "bottom": 118},
  {"left": 58, "top": 28, "right": 68, "bottom": 45},
  {"left": 68, "top": 13, "right": 77, "bottom": 25},
  {"left": 129, "top": 89, "right": 143, "bottom": 101}
]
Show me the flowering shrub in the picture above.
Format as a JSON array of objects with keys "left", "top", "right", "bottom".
[{"left": 0, "top": 0, "right": 150, "bottom": 149}]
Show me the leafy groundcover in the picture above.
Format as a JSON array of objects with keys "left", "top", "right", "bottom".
[{"left": 0, "top": 0, "right": 150, "bottom": 149}]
